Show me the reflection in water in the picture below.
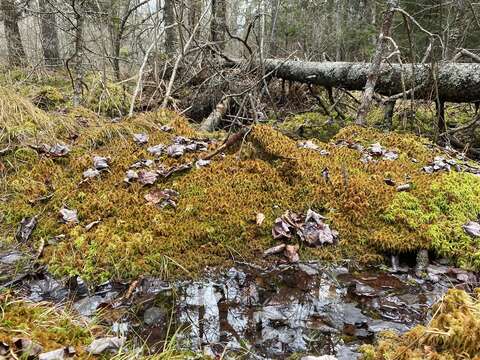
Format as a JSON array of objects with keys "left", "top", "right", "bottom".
[
  {"left": 23, "top": 262, "right": 456, "bottom": 359},
  {"left": 156, "top": 264, "right": 444, "bottom": 359}
]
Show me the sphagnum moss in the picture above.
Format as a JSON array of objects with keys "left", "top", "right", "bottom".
[{"left": 3, "top": 106, "right": 480, "bottom": 283}]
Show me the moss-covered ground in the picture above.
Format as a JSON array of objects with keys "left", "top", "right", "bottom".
[
  {"left": 360, "top": 288, "right": 480, "bottom": 360},
  {"left": 2, "top": 88, "right": 480, "bottom": 284},
  {"left": 0, "top": 292, "right": 95, "bottom": 357}
]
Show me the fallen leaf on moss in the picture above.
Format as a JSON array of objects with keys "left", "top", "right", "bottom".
[
  {"left": 160, "top": 125, "right": 172, "bottom": 132},
  {"left": 93, "top": 156, "right": 109, "bottom": 170},
  {"left": 167, "top": 144, "right": 185, "bottom": 158},
  {"left": 396, "top": 183, "right": 411, "bottom": 192},
  {"left": 39, "top": 348, "right": 67, "bottom": 360},
  {"left": 256, "top": 213, "right": 265, "bottom": 226},
  {"left": 39, "top": 143, "right": 70, "bottom": 157},
  {"left": 138, "top": 170, "right": 159, "bottom": 185},
  {"left": 298, "top": 209, "right": 337, "bottom": 247},
  {"left": 298, "top": 140, "right": 320, "bottom": 151},
  {"left": 147, "top": 144, "right": 165, "bottom": 156},
  {"left": 285, "top": 244, "right": 299, "bottom": 263},
  {"left": 130, "top": 159, "right": 154, "bottom": 169},
  {"left": 85, "top": 337, "right": 125, "bottom": 355},
  {"left": 463, "top": 221, "right": 480, "bottom": 237},
  {"left": 263, "top": 243, "right": 286, "bottom": 256},
  {"left": 369, "top": 143, "right": 384, "bottom": 156},
  {"left": 124, "top": 170, "right": 138, "bottom": 183},
  {"left": 85, "top": 220, "right": 101, "bottom": 231},
  {"left": 16, "top": 216, "right": 37, "bottom": 242},
  {"left": 133, "top": 133, "right": 148, "bottom": 145},
  {"left": 195, "top": 159, "right": 211, "bottom": 168},
  {"left": 13, "top": 338, "right": 43, "bottom": 357},
  {"left": 157, "top": 163, "right": 192, "bottom": 178},
  {"left": 59, "top": 208, "right": 78, "bottom": 223},
  {"left": 383, "top": 151, "right": 399, "bottom": 161},
  {"left": 83, "top": 168, "right": 100, "bottom": 179},
  {"left": 384, "top": 178, "right": 396, "bottom": 186},
  {"left": 144, "top": 189, "right": 179, "bottom": 208}
]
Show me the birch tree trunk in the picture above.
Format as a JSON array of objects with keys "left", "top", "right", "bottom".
[
  {"left": 1, "top": 0, "right": 26, "bottom": 67},
  {"left": 38, "top": 0, "right": 61, "bottom": 67}
]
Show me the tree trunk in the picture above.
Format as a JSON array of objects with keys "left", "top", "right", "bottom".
[
  {"left": 334, "top": 0, "right": 343, "bottom": 61},
  {"left": 269, "top": 0, "right": 279, "bottom": 56},
  {"left": 72, "top": 1, "right": 85, "bottom": 107},
  {"left": 1, "top": 0, "right": 26, "bottom": 67},
  {"left": 109, "top": 0, "right": 121, "bottom": 80},
  {"left": 38, "top": 0, "right": 61, "bottom": 67},
  {"left": 263, "top": 59, "right": 480, "bottom": 104},
  {"left": 356, "top": 0, "right": 398, "bottom": 125},
  {"left": 188, "top": 0, "right": 200, "bottom": 31},
  {"left": 211, "top": 0, "right": 226, "bottom": 51},
  {"left": 164, "top": 0, "right": 177, "bottom": 54}
]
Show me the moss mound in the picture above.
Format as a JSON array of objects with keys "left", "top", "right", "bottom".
[
  {"left": 0, "top": 293, "right": 94, "bottom": 356},
  {"left": 3, "top": 108, "right": 480, "bottom": 282},
  {"left": 360, "top": 289, "right": 480, "bottom": 360}
]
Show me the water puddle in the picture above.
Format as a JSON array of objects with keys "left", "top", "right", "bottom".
[{"left": 16, "top": 261, "right": 471, "bottom": 359}]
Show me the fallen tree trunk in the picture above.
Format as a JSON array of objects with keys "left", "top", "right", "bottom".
[{"left": 264, "top": 59, "right": 480, "bottom": 103}]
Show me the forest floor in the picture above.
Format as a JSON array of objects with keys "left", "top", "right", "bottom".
[{"left": 2, "top": 74, "right": 480, "bottom": 359}]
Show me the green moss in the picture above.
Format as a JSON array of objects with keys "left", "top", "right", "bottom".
[
  {"left": 384, "top": 172, "right": 480, "bottom": 267},
  {"left": 31, "top": 85, "right": 66, "bottom": 110},
  {"left": 279, "top": 112, "right": 341, "bottom": 141}
]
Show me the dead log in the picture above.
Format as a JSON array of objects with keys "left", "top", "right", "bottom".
[{"left": 264, "top": 59, "right": 480, "bottom": 104}]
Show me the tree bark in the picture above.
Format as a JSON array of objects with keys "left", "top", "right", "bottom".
[
  {"left": 269, "top": 0, "right": 279, "bottom": 56},
  {"left": 1, "top": 0, "right": 26, "bottom": 67},
  {"left": 72, "top": 1, "right": 85, "bottom": 107},
  {"left": 188, "top": 0, "right": 200, "bottom": 31},
  {"left": 211, "top": 0, "right": 226, "bottom": 51},
  {"left": 356, "top": 0, "right": 398, "bottom": 125},
  {"left": 264, "top": 59, "right": 480, "bottom": 104},
  {"left": 164, "top": 0, "right": 177, "bottom": 54},
  {"left": 38, "top": 0, "right": 61, "bottom": 67}
]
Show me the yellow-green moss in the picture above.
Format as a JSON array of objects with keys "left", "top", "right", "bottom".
[
  {"left": 3, "top": 109, "right": 480, "bottom": 283},
  {"left": 384, "top": 172, "right": 480, "bottom": 269},
  {"left": 0, "top": 293, "right": 94, "bottom": 356},
  {"left": 360, "top": 289, "right": 480, "bottom": 360},
  {"left": 85, "top": 77, "right": 128, "bottom": 117},
  {"left": 31, "top": 85, "right": 66, "bottom": 110}
]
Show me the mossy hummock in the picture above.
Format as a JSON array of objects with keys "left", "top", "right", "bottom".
[{"left": 3, "top": 102, "right": 480, "bottom": 282}]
